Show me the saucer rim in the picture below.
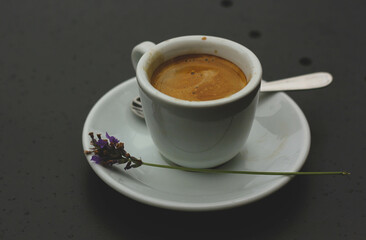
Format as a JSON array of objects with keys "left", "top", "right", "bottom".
[{"left": 82, "top": 78, "right": 311, "bottom": 211}]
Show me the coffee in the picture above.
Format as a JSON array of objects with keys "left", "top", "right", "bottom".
[{"left": 150, "top": 54, "right": 247, "bottom": 101}]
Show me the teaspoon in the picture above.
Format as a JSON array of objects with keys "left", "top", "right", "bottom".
[{"left": 130, "top": 72, "right": 332, "bottom": 119}]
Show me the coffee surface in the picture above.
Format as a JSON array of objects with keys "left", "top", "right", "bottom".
[{"left": 150, "top": 54, "right": 247, "bottom": 101}]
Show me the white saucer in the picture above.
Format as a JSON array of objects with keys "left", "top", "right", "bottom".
[{"left": 82, "top": 78, "right": 310, "bottom": 211}]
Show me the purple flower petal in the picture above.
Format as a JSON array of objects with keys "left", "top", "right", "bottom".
[
  {"left": 91, "top": 155, "right": 102, "bottom": 164},
  {"left": 96, "top": 139, "right": 107, "bottom": 148},
  {"left": 106, "top": 132, "right": 119, "bottom": 144}
]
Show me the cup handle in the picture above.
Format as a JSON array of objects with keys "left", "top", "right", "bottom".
[{"left": 131, "top": 41, "right": 156, "bottom": 70}]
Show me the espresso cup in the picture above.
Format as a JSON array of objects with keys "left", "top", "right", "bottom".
[{"left": 132, "top": 35, "right": 262, "bottom": 168}]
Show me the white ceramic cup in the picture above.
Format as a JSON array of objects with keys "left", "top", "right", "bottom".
[{"left": 132, "top": 36, "right": 262, "bottom": 168}]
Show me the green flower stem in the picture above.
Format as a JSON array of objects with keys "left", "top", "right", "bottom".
[{"left": 142, "top": 162, "right": 350, "bottom": 176}]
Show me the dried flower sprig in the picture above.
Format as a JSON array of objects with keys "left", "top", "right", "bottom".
[
  {"left": 85, "top": 132, "right": 350, "bottom": 176},
  {"left": 84, "top": 132, "right": 142, "bottom": 170}
]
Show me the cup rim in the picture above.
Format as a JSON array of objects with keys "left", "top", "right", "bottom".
[{"left": 136, "top": 35, "right": 262, "bottom": 108}]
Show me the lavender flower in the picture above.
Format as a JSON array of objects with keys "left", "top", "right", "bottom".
[
  {"left": 84, "top": 132, "right": 349, "bottom": 176},
  {"left": 91, "top": 155, "right": 102, "bottom": 164},
  {"left": 85, "top": 132, "right": 142, "bottom": 169},
  {"left": 106, "top": 132, "right": 119, "bottom": 144},
  {"left": 96, "top": 139, "right": 108, "bottom": 148}
]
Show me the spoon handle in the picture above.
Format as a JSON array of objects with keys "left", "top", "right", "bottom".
[{"left": 260, "top": 72, "right": 332, "bottom": 92}]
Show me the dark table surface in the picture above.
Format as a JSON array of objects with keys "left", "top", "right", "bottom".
[{"left": 1, "top": 0, "right": 365, "bottom": 239}]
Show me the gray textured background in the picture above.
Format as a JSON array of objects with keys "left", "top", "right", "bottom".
[{"left": 1, "top": 0, "right": 365, "bottom": 239}]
